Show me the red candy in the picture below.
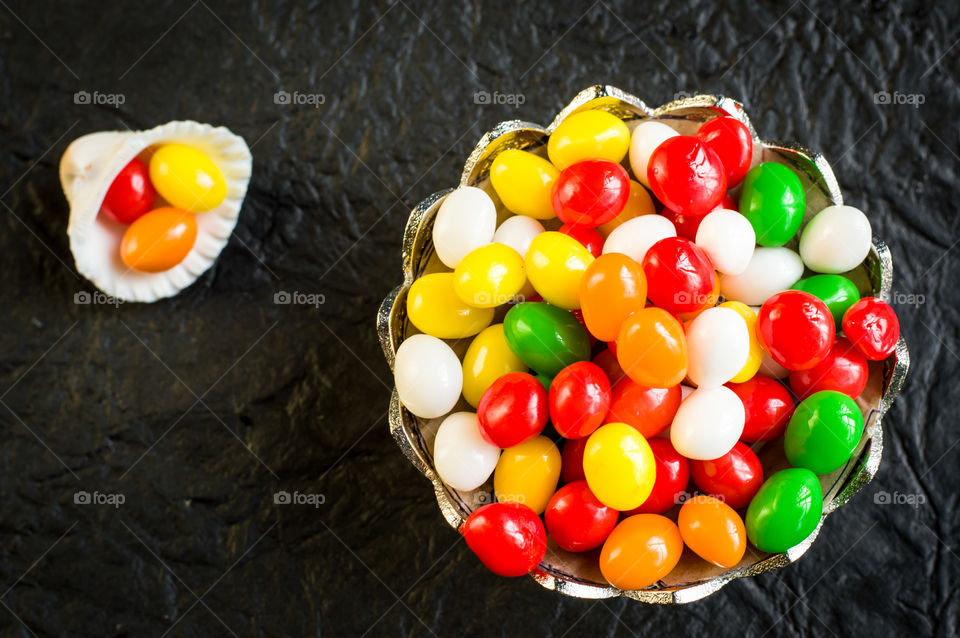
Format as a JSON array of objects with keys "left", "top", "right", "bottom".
[
  {"left": 757, "top": 290, "right": 836, "bottom": 371},
  {"left": 662, "top": 194, "right": 737, "bottom": 241},
  {"left": 552, "top": 159, "right": 630, "bottom": 227},
  {"left": 462, "top": 503, "right": 547, "bottom": 576},
  {"left": 559, "top": 223, "right": 604, "bottom": 257},
  {"left": 549, "top": 362, "right": 612, "bottom": 439},
  {"left": 789, "top": 337, "right": 869, "bottom": 400},
  {"left": 626, "top": 438, "right": 689, "bottom": 515},
  {"left": 696, "top": 116, "right": 753, "bottom": 187},
  {"left": 591, "top": 348, "right": 625, "bottom": 386},
  {"left": 605, "top": 377, "right": 682, "bottom": 438},
  {"left": 560, "top": 437, "right": 589, "bottom": 484},
  {"left": 544, "top": 480, "right": 619, "bottom": 552},
  {"left": 727, "top": 374, "right": 794, "bottom": 442},
  {"left": 647, "top": 135, "right": 727, "bottom": 216},
  {"left": 477, "top": 372, "right": 548, "bottom": 448},
  {"left": 100, "top": 157, "right": 156, "bottom": 224},
  {"left": 689, "top": 441, "right": 763, "bottom": 509},
  {"left": 842, "top": 297, "right": 900, "bottom": 361},
  {"left": 642, "top": 237, "right": 717, "bottom": 314}
]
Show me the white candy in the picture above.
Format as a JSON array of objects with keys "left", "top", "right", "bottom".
[
  {"left": 799, "top": 205, "right": 872, "bottom": 274},
  {"left": 601, "top": 214, "right": 676, "bottom": 264},
  {"left": 671, "top": 387, "right": 745, "bottom": 460},
  {"left": 433, "top": 412, "right": 501, "bottom": 491},
  {"left": 686, "top": 307, "right": 750, "bottom": 388},
  {"left": 759, "top": 349, "right": 791, "bottom": 379},
  {"left": 629, "top": 121, "right": 678, "bottom": 187},
  {"left": 695, "top": 209, "right": 756, "bottom": 275},
  {"left": 432, "top": 186, "right": 497, "bottom": 268},
  {"left": 394, "top": 334, "right": 463, "bottom": 418},
  {"left": 493, "top": 215, "right": 545, "bottom": 259},
  {"left": 719, "top": 247, "right": 804, "bottom": 306}
]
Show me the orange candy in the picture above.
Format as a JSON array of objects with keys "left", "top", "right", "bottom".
[
  {"left": 579, "top": 254, "right": 647, "bottom": 342},
  {"left": 120, "top": 207, "right": 197, "bottom": 272},
  {"left": 677, "top": 495, "right": 746, "bottom": 568},
  {"left": 616, "top": 308, "right": 688, "bottom": 388},
  {"left": 599, "top": 514, "right": 683, "bottom": 590}
]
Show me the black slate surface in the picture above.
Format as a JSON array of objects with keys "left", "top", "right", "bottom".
[{"left": 0, "top": 1, "right": 957, "bottom": 636}]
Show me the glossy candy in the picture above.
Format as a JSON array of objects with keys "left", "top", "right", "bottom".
[
  {"left": 685, "top": 307, "right": 751, "bottom": 388},
  {"left": 745, "top": 468, "right": 823, "bottom": 554},
  {"left": 490, "top": 149, "right": 559, "bottom": 220},
  {"left": 552, "top": 160, "right": 630, "bottom": 227},
  {"left": 433, "top": 412, "right": 501, "bottom": 491},
  {"left": 647, "top": 136, "right": 727, "bottom": 216},
  {"left": 842, "top": 297, "right": 900, "bottom": 361},
  {"left": 524, "top": 231, "right": 594, "bottom": 309},
  {"left": 100, "top": 157, "right": 156, "bottom": 224},
  {"left": 739, "top": 163, "right": 805, "bottom": 247},
  {"left": 602, "top": 214, "right": 677, "bottom": 264},
  {"left": 789, "top": 337, "right": 868, "bottom": 400},
  {"left": 493, "top": 215, "right": 545, "bottom": 258},
  {"left": 627, "top": 438, "right": 689, "bottom": 515},
  {"left": 406, "top": 273, "right": 494, "bottom": 339},
  {"left": 597, "top": 180, "right": 656, "bottom": 237},
  {"left": 454, "top": 243, "right": 526, "bottom": 308},
  {"left": 559, "top": 223, "right": 604, "bottom": 257},
  {"left": 695, "top": 208, "right": 756, "bottom": 275},
  {"left": 494, "top": 435, "right": 561, "bottom": 514},
  {"left": 757, "top": 291, "right": 835, "bottom": 371},
  {"left": 119, "top": 207, "right": 197, "bottom": 272},
  {"left": 629, "top": 121, "right": 679, "bottom": 188},
  {"left": 462, "top": 502, "right": 547, "bottom": 577},
  {"left": 579, "top": 253, "right": 648, "bottom": 342},
  {"left": 461, "top": 325, "right": 528, "bottom": 407},
  {"left": 432, "top": 186, "right": 497, "bottom": 268},
  {"left": 799, "top": 205, "right": 872, "bottom": 274},
  {"left": 662, "top": 194, "right": 739, "bottom": 241},
  {"left": 642, "top": 237, "right": 717, "bottom": 315},
  {"left": 791, "top": 274, "right": 861, "bottom": 329},
  {"left": 477, "top": 372, "right": 547, "bottom": 448},
  {"left": 617, "top": 308, "right": 688, "bottom": 388},
  {"left": 719, "top": 247, "right": 804, "bottom": 306},
  {"left": 728, "top": 374, "right": 794, "bottom": 442},
  {"left": 696, "top": 116, "right": 753, "bottom": 187},
  {"left": 785, "top": 390, "right": 864, "bottom": 474},
  {"left": 503, "top": 302, "right": 591, "bottom": 377},
  {"left": 719, "top": 301, "right": 763, "bottom": 383},
  {"left": 544, "top": 480, "right": 619, "bottom": 552},
  {"left": 592, "top": 347, "right": 626, "bottom": 386},
  {"left": 583, "top": 422, "right": 656, "bottom": 510},
  {"left": 560, "top": 437, "right": 589, "bottom": 483},
  {"left": 605, "top": 378, "right": 682, "bottom": 438},
  {"left": 548, "top": 110, "right": 630, "bottom": 170},
  {"left": 549, "top": 362, "right": 612, "bottom": 439},
  {"left": 393, "top": 334, "right": 463, "bottom": 418},
  {"left": 599, "top": 514, "right": 683, "bottom": 590},
  {"left": 149, "top": 144, "right": 226, "bottom": 213},
  {"left": 678, "top": 495, "right": 747, "bottom": 568},
  {"left": 670, "top": 386, "right": 745, "bottom": 460},
  {"left": 689, "top": 442, "right": 763, "bottom": 509}
]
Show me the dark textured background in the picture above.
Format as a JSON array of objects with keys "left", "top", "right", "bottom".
[{"left": 0, "top": 0, "right": 957, "bottom": 636}]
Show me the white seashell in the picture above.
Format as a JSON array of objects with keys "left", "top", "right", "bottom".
[{"left": 60, "top": 120, "right": 252, "bottom": 303}]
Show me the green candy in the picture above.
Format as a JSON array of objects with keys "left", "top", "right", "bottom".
[
  {"left": 746, "top": 468, "right": 823, "bottom": 554},
  {"left": 739, "top": 162, "right": 805, "bottom": 247},
  {"left": 503, "top": 302, "right": 590, "bottom": 378},
  {"left": 791, "top": 274, "right": 861, "bottom": 329},
  {"left": 784, "top": 390, "right": 864, "bottom": 475},
  {"left": 535, "top": 373, "right": 553, "bottom": 392}
]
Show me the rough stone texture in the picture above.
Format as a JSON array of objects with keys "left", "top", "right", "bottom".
[{"left": 0, "top": 0, "right": 956, "bottom": 635}]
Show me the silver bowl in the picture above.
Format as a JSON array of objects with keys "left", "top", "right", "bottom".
[{"left": 377, "top": 85, "right": 910, "bottom": 604}]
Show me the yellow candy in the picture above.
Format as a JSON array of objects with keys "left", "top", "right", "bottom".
[
  {"left": 597, "top": 180, "right": 656, "bottom": 237},
  {"left": 494, "top": 435, "right": 561, "bottom": 514},
  {"left": 149, "top": 144, "right": 226, "bottom": 213},
  {"left": 453, "top": 243, "right": 526, "bottom": 308},
  {"left": 461, "top": 325, "right": 527, "bottom": 407},
  {"left": 490, "top": 149, "right": 559, "bottom": 220},
  {"left": 406, "top": 273, "right": 493, "bottom": 339},
  {"left": 583, "top": 423, "right": 656, "bottom": 510},
  {"left": 720, "top": 301, "right": 763, "bottom": 383},
  {"left": 547, "top": 110, "right": 630, "bottom": 170},
  {"left": 524, "top": 231, "right": 594, "bottom": 310}
]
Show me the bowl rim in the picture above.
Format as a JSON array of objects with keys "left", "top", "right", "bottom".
[{"left": 376, "top": 84, "right": 910, "bottom": 604}]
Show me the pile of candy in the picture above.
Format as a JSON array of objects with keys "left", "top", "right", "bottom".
[
  {"left": 99, "top": 144, "right": 226, "bottom": 272},
  {"left": 393, "top": 108, "right": 901, "bottom": 590}
]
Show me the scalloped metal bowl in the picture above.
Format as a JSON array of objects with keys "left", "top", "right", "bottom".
[{"left": 377, "top": 85, "right": 909, "bottom": 604}]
